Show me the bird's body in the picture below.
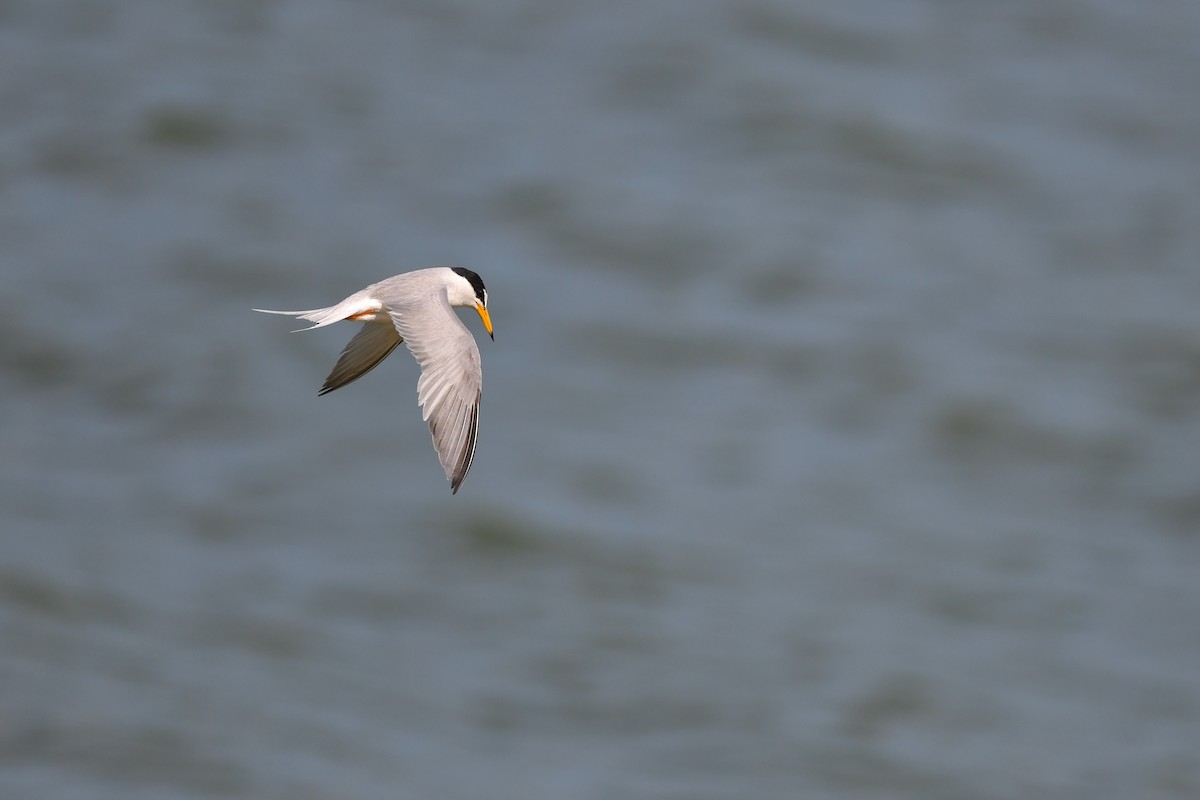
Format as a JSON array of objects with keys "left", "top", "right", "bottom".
[{"left": 255, "top": 267, "right": 493, "bottom": 493}]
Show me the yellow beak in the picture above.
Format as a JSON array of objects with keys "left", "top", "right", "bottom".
[{"left": 475, "top": 302, "right": 494, "bottom": 340}]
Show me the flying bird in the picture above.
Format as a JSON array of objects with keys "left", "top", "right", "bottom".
[{"left": 255, "top": 267, "right": 493, "bottom": 493}]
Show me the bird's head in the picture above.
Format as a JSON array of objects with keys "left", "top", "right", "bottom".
[{"left": 449, "top": 267, "right": 493, "bottom": 340}]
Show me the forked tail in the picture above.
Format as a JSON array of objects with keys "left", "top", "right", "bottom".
[{"left": 253, "top": 294, "right": 381, "bottom": 332}]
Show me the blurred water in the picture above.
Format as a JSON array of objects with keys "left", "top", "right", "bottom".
[{"left": 2, "top": 1, "right": 1199, "bottom": 798}]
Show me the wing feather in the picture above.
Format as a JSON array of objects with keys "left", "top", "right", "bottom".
[
  {"left": 388, "top": 297, "right": 483, "bottom": 493},
  {"left": 318, "top": 322, "right": 403, "bottom": 396}
]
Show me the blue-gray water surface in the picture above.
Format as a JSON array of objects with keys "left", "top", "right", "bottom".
[{"left": 2, "top": 1, "right": 1199, "bottom": 798}]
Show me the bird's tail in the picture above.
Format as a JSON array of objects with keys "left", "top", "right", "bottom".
[{"left": 253, "top": 294, "right": 380, "bottom": 332}]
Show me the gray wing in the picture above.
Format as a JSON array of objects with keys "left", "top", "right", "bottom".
[
  {"left": 319, "top": 322, "right": 403, "bottom": 396},
  {"left": 388, "top": 299, "right": 482, "bottom": 493}
]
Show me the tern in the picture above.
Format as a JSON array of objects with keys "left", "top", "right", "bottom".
[{"left": 255, "top": 267, "right": 493, "bottom": 493}]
